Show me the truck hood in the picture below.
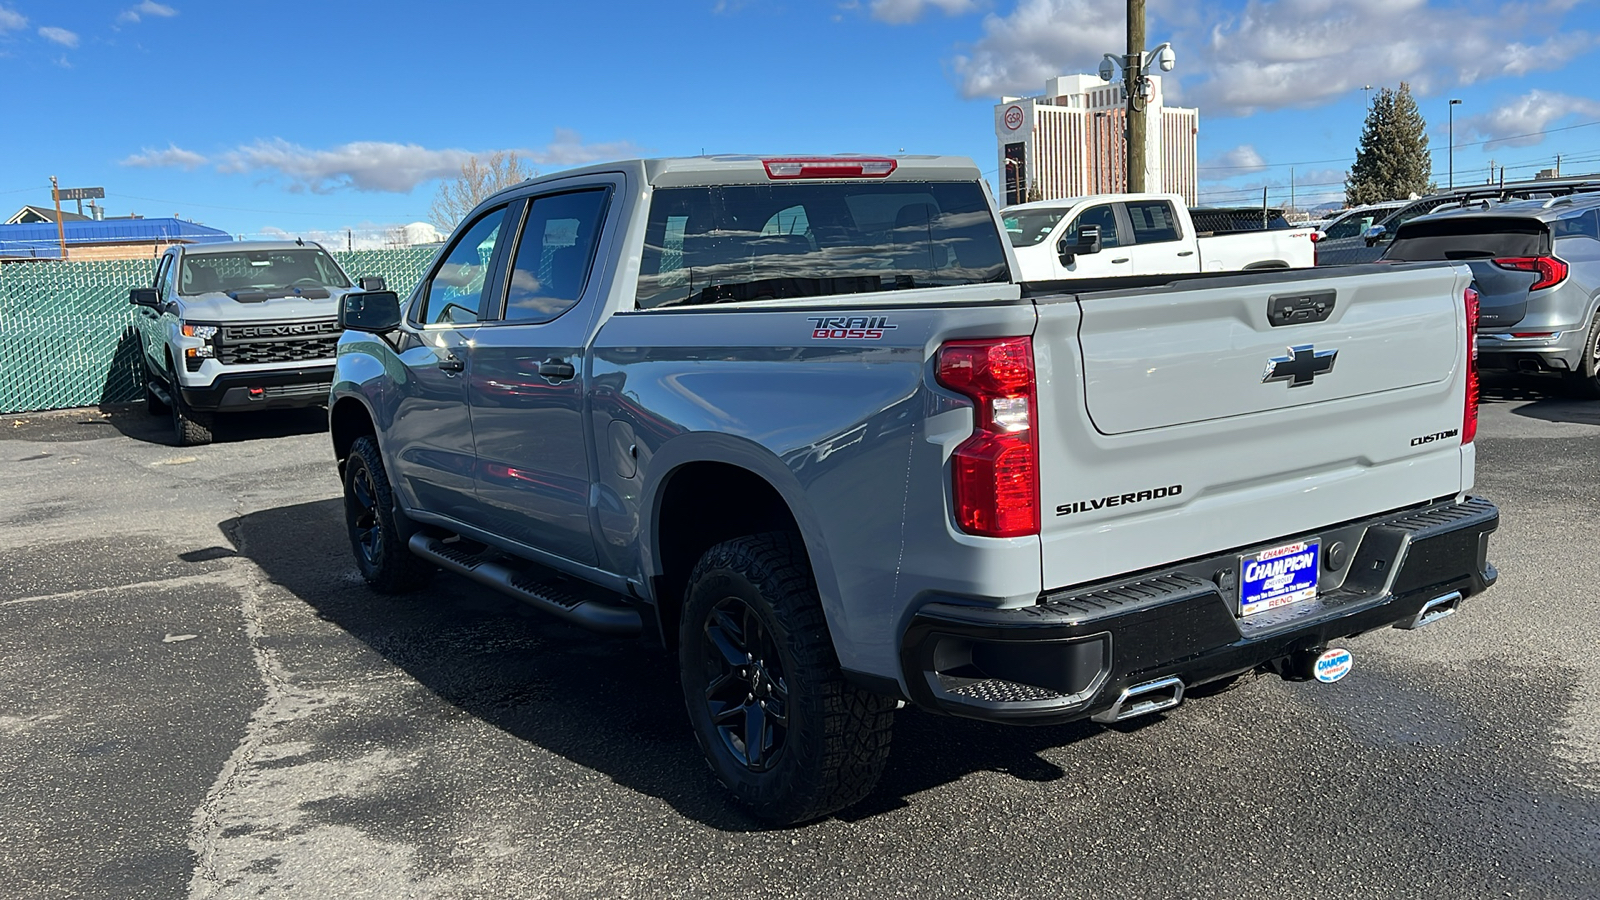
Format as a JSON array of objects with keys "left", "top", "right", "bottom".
[{"left": 179, "top": 287, "right": 349, "bottom": 323}]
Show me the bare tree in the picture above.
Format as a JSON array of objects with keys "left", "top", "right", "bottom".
[{"left": 429, "top": 151, "right": 534, "bottom": 234}]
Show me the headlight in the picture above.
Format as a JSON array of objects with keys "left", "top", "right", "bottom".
[{"left": 182, "top": 323, "right": 219, "bottom": 339}]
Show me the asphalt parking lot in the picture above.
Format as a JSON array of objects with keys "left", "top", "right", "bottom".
[{"left": 1, "top": 380, "right": 1597, "bottom": 900}]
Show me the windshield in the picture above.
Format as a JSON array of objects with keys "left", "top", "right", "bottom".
[
  {"left": 179, "top": 248, "right": 351, "bottom": 295},
  {"left": 635, "top": 181, "right": 1010, "bottom": 309},
  {"left": 1002, "top": 209, "right": 1068, "bottom": 247}
]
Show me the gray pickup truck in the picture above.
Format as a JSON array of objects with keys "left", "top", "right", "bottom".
[{"left": 328, "top": 155, "right": 1499, "bottom": 823}]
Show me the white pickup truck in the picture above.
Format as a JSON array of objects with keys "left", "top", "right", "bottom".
[{"left": 1003, "top": 192, "right": 1316, "bottom": 280}]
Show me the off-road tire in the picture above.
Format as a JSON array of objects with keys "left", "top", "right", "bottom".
[
  {"left": 679, "top": 532, "right": 895, "bottom": 825},
  {"left": 343, "top": 436, "right": 435, "bottom": 594},
  {"left": 170, "top": 385, "right": 213, "bottom": 446},
  {"left": 1566, "top": 307, "right": 1600, "bottom": 399}
]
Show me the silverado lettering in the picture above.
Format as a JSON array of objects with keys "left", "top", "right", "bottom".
[{"left": 1055, "top": 484, "right": 1183, "bottom": 517}]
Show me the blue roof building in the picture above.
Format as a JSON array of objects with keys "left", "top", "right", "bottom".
[{"left": 0, "top": 216, "right": 233, "bottom": 261}]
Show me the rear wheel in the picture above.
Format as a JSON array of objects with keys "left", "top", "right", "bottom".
[
  {"left": 1566, "top": 308, "right": 1600, "bottom": 399},
  {"left": 343, "top": 436, "right": 434, "bottom": 594},
  {"left": 679, "top": 532, "right": 895, "bottom": 824}
]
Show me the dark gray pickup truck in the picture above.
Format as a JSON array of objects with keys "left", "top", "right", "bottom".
[{"left": 328, "top": 155, "right": 1498, "bottom": 823}]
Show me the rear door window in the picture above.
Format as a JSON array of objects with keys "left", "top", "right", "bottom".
[
  {"left": 635, "top": 181, "right": 1008, "bottom": 309},
  {"left": 1125, "top": 200, "right": 1182, "bottom": 243},
  {"left": 500, "top": 188, "right": 611, "bottom": 324}
]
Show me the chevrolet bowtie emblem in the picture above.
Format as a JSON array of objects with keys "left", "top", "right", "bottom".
[{"left": 1263, "top": 344, "right": 1337, "bottom": 387}]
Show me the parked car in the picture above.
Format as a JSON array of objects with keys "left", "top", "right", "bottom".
[
  {"left": 1002, "top": 192, "right": 1314, "bottom": 280},
  {"left": 129, "top": 241, "right": 380, "bottom": 445},
  {"left": 1315, "top": 199, "right": 1447, "bottom": 265},
  {"left": 329, "top": 154, "right": 1497, "bottom": 823},
  {"left": 1312, "top": 202, "right": 1406, "bottom": 243},
  {"left": 1381, "top": 193, "right": 1600, "bottom": 395}
]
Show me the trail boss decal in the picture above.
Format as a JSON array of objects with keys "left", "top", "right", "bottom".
[
  {"left": 807, "top": 316, "right": 898, "bottom": 340},
  {"left": 1056, "top": 484, "right": 1182, "bottom": 517}
]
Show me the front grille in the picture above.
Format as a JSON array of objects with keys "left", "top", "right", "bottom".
[
  {"left": 216, "top": 319, "right": 339, "bottom": 366},
  {"left": 260, "top": 382, "right": 331, "bottom": 399}
]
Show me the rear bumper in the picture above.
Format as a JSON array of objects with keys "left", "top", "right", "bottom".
[
  {"left": 179, "top": 366, "right": 335, "bottom": 411},
  {"left": 900, "top": 496, "right": 1498, "bottom": 724}
]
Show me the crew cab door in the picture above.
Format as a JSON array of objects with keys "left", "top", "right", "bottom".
[
  {"left": 467, "top": 182, "right": 618, "bottom": 566},
  {"left": 1056, "top": 203, "right": 1132, "bottom": 278},
  {"left": 386, "top": 203, "right": 514, "bottom": 520},
  {"left": 1121, "top": 198, "right": 1195, "bottom": 275},
  {"left": 136, "top": 251, "right": 179, "bottom": 371}
]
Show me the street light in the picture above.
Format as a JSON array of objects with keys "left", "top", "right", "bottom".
[{"left": 1448, "top": 99, "right": 1463, "bottom": 192}]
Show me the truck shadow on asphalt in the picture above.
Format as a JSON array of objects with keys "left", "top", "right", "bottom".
[
  {"left": 221, "top": 498, "right": 1128, "bottom": 830},
  {"left": 92, "top": 402, "right": 329, "bottom": 446},
  {"left": 1480, "top": 374, "right": 1600, "bottom": 426}
]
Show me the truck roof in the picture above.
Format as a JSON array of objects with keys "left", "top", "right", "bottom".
[
  {"left": 1001, "top": 192, "right": 1185, "bottom": 212},
  {"left": 484, "top": 155, "right": 986, "bottom": 203},
  {"left": 178, "top": 240, "right": 329, "bottom": 256}
]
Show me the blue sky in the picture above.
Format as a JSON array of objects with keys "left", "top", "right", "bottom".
[{"left": 1, "top": 0, "right": 1597, "bottom": 242}]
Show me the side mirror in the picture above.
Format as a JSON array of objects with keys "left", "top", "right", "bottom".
[
  {"left": 1058, "top": 224, "right": 1103, "bottom": 265},
  {"left": 129, "top": 287, "right": 161, "bottom": 308},
  {"left": 339, "top": 290, "right": 401, "bottom": 333},
  {"left": 358, "top": 275, "right": 387, "bottom": 291},
  {"left": 1362, "top": 224, "right": 1387, "bottom": 247}
]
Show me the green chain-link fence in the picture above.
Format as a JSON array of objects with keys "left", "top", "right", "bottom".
[{"left": 0, "top": 246, "right": 438, "bottom": 415}]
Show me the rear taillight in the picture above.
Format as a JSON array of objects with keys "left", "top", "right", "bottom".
[
  {"left": 762, "top": 157, "right": 897, "bottom": 179},
  {"left": 1463, "top": 286, "right": 1479, "bottom": 445},
  {"left": 935, "top": 337, "right": 1039, "bottom": 537},
  {"left": 1492, "top": 256, "right": 1568, "bottom": 291}
]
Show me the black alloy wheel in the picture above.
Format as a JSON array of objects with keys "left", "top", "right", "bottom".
[
  {"left": 700, "top": 595, "right": 790, "bottom": 772},
  {"left": 342, "top": 436, "right": 434, "bottom": 594}
]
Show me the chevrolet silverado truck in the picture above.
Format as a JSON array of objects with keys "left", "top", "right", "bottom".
[
  {"left": 327, "top": 155, "right": 1498, "bottom": 823},
  {"left": 1003, "top": 192, "right": 1316, "bottom": 280},
  {"left": 129, "top": 240, "right": 381, "bottom": 445}
]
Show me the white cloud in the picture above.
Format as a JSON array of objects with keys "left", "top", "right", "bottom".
[
  {"left": 159, "top": 132, "right": 647, "bottom": 194},
  {"left": 871, "top": 0, "right": 981, "bottom": 24},
  {"left": 1456, "top": 89, "right": 1600, "bottom": 149},
  {"left": 952, "top": 0, "right": 1123, "bottom": 98},
  {"left": 946, "top": 0, "right": 1594, "bottom": 117},
  {"left": 118, "top": 1, "right": 177, "bottom": 23},
  {"left": 37, "top": 26, "right": 78, "bottom": 47},
  {"left": 0, "top": 5, "right": 26, "bottom": 32},
  {"left": 1200, "top": 144, "right": 1267, "bottom": 173},
  {"left": 121, "top": 144, "right": 208, "bottom": 170},
  {"left": 1185, "top": 0, "right": 1593, "bottom": 116},
  {"left": 258, "top": 222, "right": 443, "bottom": 251}
]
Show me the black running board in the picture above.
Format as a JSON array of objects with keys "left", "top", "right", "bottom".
[{"left": 408, "top": 533, "right": 641, "bottom": 637}]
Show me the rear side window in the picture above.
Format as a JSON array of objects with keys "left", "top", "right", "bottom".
[
  {"left": 501, "top": 188, "right": 611, "bottom": 324},
  {"left": 1125, "top": 200, "right": 1182, "bottom": 243},
  {"left": 1384, "top": 217, "right": 1551, "bottom": 261},
  {"left": 635, "top": 181, "right": 1009, "bottom": 309},
  {"left": 1553, "top": 209, "right": 1600, "bottom": 241}
]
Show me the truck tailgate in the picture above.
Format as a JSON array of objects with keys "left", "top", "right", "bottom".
[{"left": 1031, "top": 263, "right": 1474, "bottom": 590}]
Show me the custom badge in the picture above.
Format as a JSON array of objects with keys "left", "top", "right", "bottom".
[{"left": 807, "top": 315, "right": 897, "bottom": 340}]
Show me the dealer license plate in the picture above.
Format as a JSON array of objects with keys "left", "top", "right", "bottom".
[{"left": 1239, "top": 539, "right": 1320, "bottom": 617}]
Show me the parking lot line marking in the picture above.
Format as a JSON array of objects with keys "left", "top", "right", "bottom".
[{"left": 1, "top": 572, "right": 240, "bottom": 607}]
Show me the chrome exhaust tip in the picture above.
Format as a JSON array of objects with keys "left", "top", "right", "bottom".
[
  {"left": 1091, "top": 675, "right": 1185, "bottom": 724},
  {"left": 1396, "top": 591, "right": 1462, "bottom": 630}
]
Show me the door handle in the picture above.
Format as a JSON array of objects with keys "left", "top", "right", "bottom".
[
  {"left": 1177, "top": 251, "right": 1195, "bottom": 257},
  {"left": 538, "top": 358, "right": 576, "bottom": 381},
  {"left": 1112, "top": 257, "right": 1130, "bottom": 264},
  {"left": 438, "top": 354, "right": 464, "bottom": 373}
]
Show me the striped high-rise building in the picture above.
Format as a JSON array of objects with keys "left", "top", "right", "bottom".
[{"left": 994, "top": 74, "right": 1198, "bottom": 207}]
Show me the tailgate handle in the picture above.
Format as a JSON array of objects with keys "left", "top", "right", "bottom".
[{"left": 1268, "top": 289, "right": 1336, "bottom": 327}]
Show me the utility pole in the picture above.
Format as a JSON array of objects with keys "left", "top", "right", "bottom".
[
  {"left": 1555, "top": 153, "right": 1562, "bottom": 177},
  {"left": 1125, "top": 0, "right": 1146, "bottom": 192},
  {"left": 1448, "top": 99, "right": 1462, "bottom": 191},
  {"left": 49, "top": 176, "right": 66, "bottom": 260},
  {"left": 1290, "top": 167, "right": 1296, "bottom": 213}
]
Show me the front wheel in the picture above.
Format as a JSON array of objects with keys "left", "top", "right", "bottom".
[
  {"left": 170, "top": 385, "right": 213, "bottom": 446},
  {"left": 1566, "top": 307, "right": 1600, "bottom": 399},
  {"left": 679, "top": 532, "right": 895, "bottom": 824},
  {"left": 343, "top": 436, "right": 434, "bottom": 594}
]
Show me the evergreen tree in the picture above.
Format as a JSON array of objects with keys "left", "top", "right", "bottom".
[{"left": 1346, "top": 83, "right": 1433, "bottom": 206}]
